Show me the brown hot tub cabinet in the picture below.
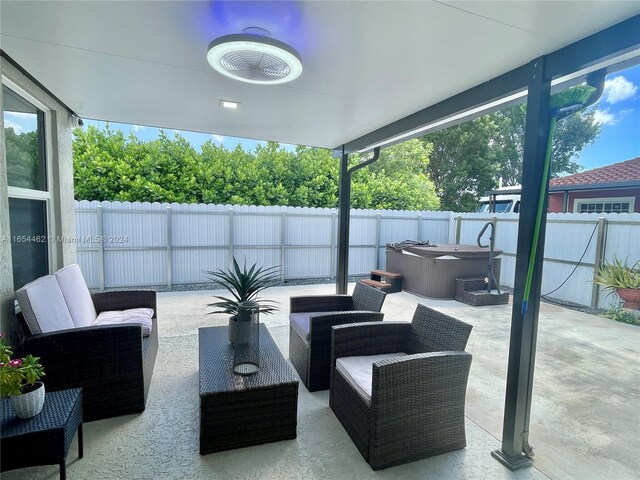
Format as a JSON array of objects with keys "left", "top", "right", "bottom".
[{"left": 386, "top": 244, "right": 502, "bottom": 298}]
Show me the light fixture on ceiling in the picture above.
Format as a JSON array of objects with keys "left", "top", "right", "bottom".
[
  {"left": 219, "top": 99, "right": 240, "bottom": 109},
  {"left": 207, "top": 28, "right": 303, "bottom": 85}
]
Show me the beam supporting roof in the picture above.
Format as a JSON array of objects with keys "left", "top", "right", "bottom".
[
  {"left": 340, "top": 14, "right": 640, "bottom": 153},
  {"left": 340, "top": 63, "right": 530, "bottom": 153}
]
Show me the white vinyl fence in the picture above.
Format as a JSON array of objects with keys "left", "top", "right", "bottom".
[{"left": 75, "top": 201, "right": 640, "bottom": 309}]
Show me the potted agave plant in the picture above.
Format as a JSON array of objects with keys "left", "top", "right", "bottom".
[
  {"left": 594, "top": 256, "right": 640, "bottom": 310},
  {"left": 0, "top": 333, "right": 46, "bottom": 419},
  {"left": 205, "top": 257, "right": 280, "bottom": 343}
]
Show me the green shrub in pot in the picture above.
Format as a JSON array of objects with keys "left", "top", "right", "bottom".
[
  {"left": 594, "top": 256, "right": 640, "bottom": 310},
  {"left": 205, "top": 258, "right": 280, "bottom": 341}
]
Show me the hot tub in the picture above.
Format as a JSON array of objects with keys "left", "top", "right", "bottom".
[{"left": 386, "top": 243, "right": 502, "bottom": 298}]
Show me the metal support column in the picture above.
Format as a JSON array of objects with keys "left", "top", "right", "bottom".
[
  {"left": 492, "top": 57, "right": 552, "bottom": 470},
  {"left": 336, "top": 149, "right": 350, "bottom": 294},
  {"left": 336, "top": 147, "right": 380, "bottom": 294}
]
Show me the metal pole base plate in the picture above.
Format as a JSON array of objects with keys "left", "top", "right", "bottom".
[{"left": 491, "top": 449, "right": 533, "bottom": 471}]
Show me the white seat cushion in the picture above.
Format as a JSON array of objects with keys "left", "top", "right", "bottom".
[
  {"left": 94, "top": 308, "right": 154, "bottom": 336},
  {"left": 336, "top": 352, "right": 408, "bottom": 405},
  {"left": 55, "top": 264, "right": 97, "bottom": 327},
  {"left": 289, "top": 312, "right": 333, "bottom": 341},
  {"left": 15, "top": 275, "right": 75, "bottom": 334}
]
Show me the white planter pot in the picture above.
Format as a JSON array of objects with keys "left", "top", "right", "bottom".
[
  {"left": 11, "top": 382, "right": 45, "bottom": 419},
  {"left": 228, "top": 316, "right": 252, "bottom": 344}
]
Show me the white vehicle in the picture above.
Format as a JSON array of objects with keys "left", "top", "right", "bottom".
[{"left": 477, "top": 186, "right": 521, "bottom": 213}]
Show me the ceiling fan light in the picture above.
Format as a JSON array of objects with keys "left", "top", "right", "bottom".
[{"left": 207, "top": 34, "right": 303, "bottom": 85}]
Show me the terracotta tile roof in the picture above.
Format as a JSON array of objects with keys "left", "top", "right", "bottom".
[{"left": 550, "top": 157, "right": 640, "bottom": 187}]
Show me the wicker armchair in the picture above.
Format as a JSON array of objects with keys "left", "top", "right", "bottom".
[
  {"left": 289, "top": 282, "right": 386, "bottom": 391},
  {"left": 329, "top": 304, "right": 472, "bottom": 470}
]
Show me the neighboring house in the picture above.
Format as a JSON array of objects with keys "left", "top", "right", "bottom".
[
  {"left": 548, "top": 157, "right": 640, "bottom": 213},
  {"left": 481, "top": 158, "right": 640, "bottom": 214}
]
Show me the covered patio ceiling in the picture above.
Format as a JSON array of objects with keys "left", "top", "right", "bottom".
[
  {"left": 1, "top": 1, "right": 639, "bottom": 151},
  {"left": 2, "top": 1, "right": 640, "bottom": 474}
]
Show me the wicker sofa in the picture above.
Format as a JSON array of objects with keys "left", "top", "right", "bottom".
[
  {"left": 289, "top": 282, "right": 386, "bottom": 392},
  {"left": 15, "top": 264, "right": 158, "bottom": 422},
  {"left": 329, "top": 304, "right": 472, "bottom": 470}
]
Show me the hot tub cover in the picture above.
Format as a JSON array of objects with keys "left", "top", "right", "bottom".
[{"left": 386, "top": 242, "right": 502, "bottom": 259}]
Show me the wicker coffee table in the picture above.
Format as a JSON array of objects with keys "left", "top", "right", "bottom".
[
  {"left": 199, "top": 324, "right": 299, "bottom": 454},
  {"left": 1, "top": 388, "right": 83, "bottom": 480}
]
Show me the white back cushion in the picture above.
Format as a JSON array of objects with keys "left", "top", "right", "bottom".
[
  {"left": 55, "top": 264, "right": 97, "bottom": 327},
  {"left": 15, "top": 275, "right": 75, "bottom": 334}
]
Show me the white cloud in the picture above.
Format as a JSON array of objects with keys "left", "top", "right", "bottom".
[
  {"left": 603, "top": 76, "right": 637, "bottom": 104},
  {"left": 593, "top": 109, "right": 617, "bottom": 126},
  {"left": 4, "top": 111, "right": 37, "bottom": 133},
  {"left": 5, "top": 111, "right": 34, "bottom": 119},
  {"left": 211, "top": 134, "right": 225, "bottom": 144},
  {"left": 131, "top": 124, "right": 145, "bottom": 132},
  {"left": 4, "top": 119, "right": 23, "bottom": 134}
]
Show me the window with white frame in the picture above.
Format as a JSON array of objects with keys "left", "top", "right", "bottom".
[
  {"left": 3, "top": 82, "right": 54, "bottom": 289},
  {"left": 574, "top": 196, "right": 635, "bottom": 214}
]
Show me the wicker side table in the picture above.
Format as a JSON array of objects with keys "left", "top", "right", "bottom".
[
  {"left": 1, "top": 388, "right": 83, "bottom": 480},
  {"left": 199, "top": 325, "right": 299, "bottom": 454}
]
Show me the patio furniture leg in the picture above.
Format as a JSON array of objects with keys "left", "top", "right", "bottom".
[
  {"left": 78, "top": 424, "right": 84, "bottom": 459},
  {"left": 60, "top": 461, "right": 66, "bottom": 480}
]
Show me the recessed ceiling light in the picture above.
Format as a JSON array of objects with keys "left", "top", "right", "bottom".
[
  {"left": 207, "top": 32, "right": 303, "bottom": 85},
  {"left": 219, "top": 99, "right": 240, "bottom": 109}
]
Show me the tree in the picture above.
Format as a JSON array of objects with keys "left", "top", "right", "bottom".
[
  {"left": 422, "top": 116, "right": 500, "bottom": 212},
  {"left": 421, "top": 102, "right": 601, "bottom": 211},
  {"left": 350, "top": 140, "right": 440, "bottom": 211},
  {"left": 198, "top": 141, "right": 339, "bottom": 207},
  {"left": 492, "top": 104, "right": 600, "bottom": 186},
  {"left": 73, "top": 125, "right": 201, "bottom": 203},
  {"left": 4, "top": 127, "right": 40, "bottom": 189},
  {"left": 73, "top": 127, "right": 439, "bottom": 211}
]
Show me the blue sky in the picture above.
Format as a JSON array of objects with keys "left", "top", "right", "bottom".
[
  {"left": 76, "top": 121, "right": 297, "bottom": 154},
  {"left": 4, "top": 65, "right": 639, "bottom": 172},
  {"left": 577, "top": 63, "right": 640, "bottom": 169}
]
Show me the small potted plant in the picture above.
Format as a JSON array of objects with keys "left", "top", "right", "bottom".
[
  {"left": 0, "top": 333, "right": 46, "bottom": 418},
  {"left": 205, "top": 257, "right": 280, "bottom": 342},
  {"left": 594, "top": 256, "right": 640, "bottom": 310}
]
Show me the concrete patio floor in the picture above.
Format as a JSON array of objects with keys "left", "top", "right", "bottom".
[
  {"left": 4, "top": 283, "right": 638, "bottom": 479},
  {"left": 160, "top": 283, "right": 640, "bottom": 480}
]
